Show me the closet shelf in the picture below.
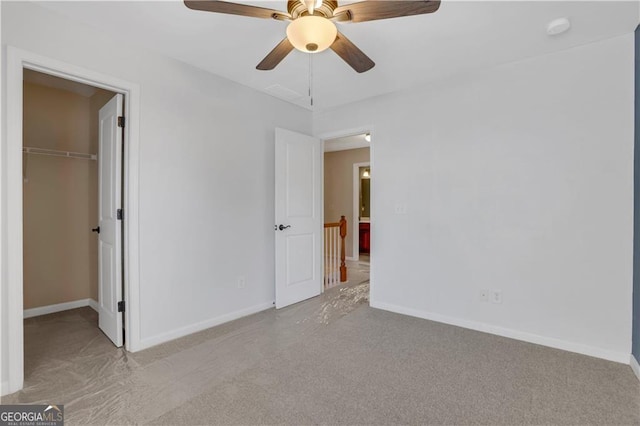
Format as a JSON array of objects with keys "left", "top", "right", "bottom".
[{"left": 23, "top": 146, "right": 97, "bottom": 161}]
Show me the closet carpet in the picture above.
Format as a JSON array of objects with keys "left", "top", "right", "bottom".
[{"left": 3, "top": 279, "right": 639, "bottom": 425}]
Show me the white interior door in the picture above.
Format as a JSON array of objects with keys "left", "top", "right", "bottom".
[
  {"left": 98, "top": 94, "right": 124, "bottom": 347},
  {"left": 275, "top": 128, "right": 323, "bottom": 309}
]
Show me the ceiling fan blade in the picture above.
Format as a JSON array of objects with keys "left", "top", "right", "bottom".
[
  {"left": 334, "top": 0, "right": 440, "bottom": 23},
  {"left": 330, "top": 32, "right": 375, "bottom": 73},
  {"left": 184, "top": 0, "right": 290, "bottom": 20},
  {"left": 257, "top": 38, "right": 295, "bottom": 70}
]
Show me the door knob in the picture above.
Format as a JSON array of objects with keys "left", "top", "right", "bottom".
[
  {"left": 278, "top": 224, "right": 291, "bottom": 231},
  {"left": 91, "top": 226, "right": 100, "bottom": 234}
]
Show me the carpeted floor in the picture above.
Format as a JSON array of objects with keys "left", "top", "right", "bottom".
[
  {"left": 3, "top": 279, "right": 639, "bottom": 425},
  {"left": 324, "top": 258, "right": 369, "bottom": 291},
  {"left": 343, "top": 258, "right": 370, "bottom": 288}
]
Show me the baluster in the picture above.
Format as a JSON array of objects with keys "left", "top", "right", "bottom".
[
  {"left": 327, "top": 228, "right": 332, "bottom": 287},
  {"left": 324, "top": 228, "right": 327, "bottom": 288},
  {"left": 331, "top": 227, "right": 336, "bottom": 286}
]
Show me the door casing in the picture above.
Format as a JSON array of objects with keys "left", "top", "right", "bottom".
[{"left": 3, "top": 46, "right": 142, "bottom": 395}]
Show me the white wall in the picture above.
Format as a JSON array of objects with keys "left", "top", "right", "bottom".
[
  {"left": 1, "top": 1, "right": 312, "bottom": 387},
  {"left": 315, "top": 34, "right": 635, "bottom": 362}
]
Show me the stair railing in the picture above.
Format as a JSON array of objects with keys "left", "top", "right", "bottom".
[{"left": 324, "top": 216, "right": 347, "bottom": 289}]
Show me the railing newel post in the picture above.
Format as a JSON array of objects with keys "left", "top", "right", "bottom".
[{"left": 339, "top": 216, "right": 347, "bottom": 282}]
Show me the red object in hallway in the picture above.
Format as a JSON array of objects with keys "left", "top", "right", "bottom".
[{"left": 359, "top": 222, "right": 370, "bottom": 253}]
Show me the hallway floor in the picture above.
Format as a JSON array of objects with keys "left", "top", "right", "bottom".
[
  {"left": 3, "top": 282, "right": 639, "bottom": 425},
  {"left": 343, "top": 256, "right": 370, "bottom": 288}
]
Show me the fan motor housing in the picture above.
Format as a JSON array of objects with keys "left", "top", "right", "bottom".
[{"left": 287, "top": 0, "right": 338, "bottom": 18}]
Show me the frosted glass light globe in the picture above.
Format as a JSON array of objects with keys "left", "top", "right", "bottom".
[{"left": 286, "top": 16, "right": 337, "bottom": 53}]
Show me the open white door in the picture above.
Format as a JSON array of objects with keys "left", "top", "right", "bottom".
[
  {"left": 98, "top": 94, "right": 124, "bottom": 347},
  {"left": 275, "top": 128, "right": 323, "bottom": 309}
]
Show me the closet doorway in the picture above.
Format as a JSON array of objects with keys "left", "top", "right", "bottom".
[{"left": 22, "top": 69, "right": 125, "bottom": 352}]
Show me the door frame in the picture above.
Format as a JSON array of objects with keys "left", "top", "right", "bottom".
[
  {"left": 317, "top": 126, "right": 374, "bottom": 294},
  {"left": 353, "top": 161, "right": 371, "bottom": 261},
  {"left": 4, "top": 46, "right": 142, "bottom": 394}
]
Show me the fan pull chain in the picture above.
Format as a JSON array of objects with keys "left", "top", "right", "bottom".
[{"left": 309, "top": 53, "right": 314, "bottom": 108}]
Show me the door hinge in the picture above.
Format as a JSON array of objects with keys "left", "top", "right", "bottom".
[
  {"left": 117, "top": 116, "right": 125, "bottom": 128},
  {"left": 117, "top": 301, "right": 125, "bottom": 313},
  {"left": 117, "top": 209, "right": 123, "bottom": 220}
]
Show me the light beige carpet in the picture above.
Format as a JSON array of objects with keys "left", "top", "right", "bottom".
[
  {"left": 3, "top": 280, "right": 639, "bottom": 425},
  {"left": 345, "top": 258, "right": 370, "bottom": 287}
]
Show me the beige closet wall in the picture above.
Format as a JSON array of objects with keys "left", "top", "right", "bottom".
[
  {"left": 23, "top": 82, "right": 113, "bottom": 309},
  {"left": 324, "top": 147, "right": 370, "bottom": 259}
]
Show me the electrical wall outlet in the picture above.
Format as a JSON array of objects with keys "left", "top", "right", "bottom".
[
  {"left": 479, "top": 289, "right": 489, "bottom": 302},
  {"left": 491, "top": 290, "right": 502, "bottom": 304},
  {"left": 237, "top": 276, "right": 246, "bottom": 289}
]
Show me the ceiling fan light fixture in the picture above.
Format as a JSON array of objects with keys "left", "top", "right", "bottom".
[
  {"left": 286, "top": 16, "right": 337, "bottom": 53},
  {"left": 185, "top": 0, "right": 442, "bottom": 73}
]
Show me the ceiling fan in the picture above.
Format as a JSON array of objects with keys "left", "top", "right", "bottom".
[{"left": 184, "top": 0, "right": 441, "bottom": 73}]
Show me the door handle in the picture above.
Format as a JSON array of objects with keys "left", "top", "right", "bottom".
[
  {"left": 91, "top": 226, "right": 100, "bottom": 234},
  {"left": 277, "top": 224, "right": 291, "bottom": 231}
]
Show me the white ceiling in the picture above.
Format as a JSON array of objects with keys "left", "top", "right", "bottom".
[{"left": 34, "top": 1, "right": 639, "bottom": 111}]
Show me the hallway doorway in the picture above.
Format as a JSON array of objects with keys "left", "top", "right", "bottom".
[{"left": 323, "top": 132, "right": 371, "bottom": 292}]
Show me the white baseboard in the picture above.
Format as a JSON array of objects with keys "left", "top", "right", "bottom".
[
  {"left": 138, "top": 301, "right": 274, "bottom": 351},
  {"left": 631, "top": 355, "right": 640, "bottom": 382},
  {"left": 1, "top": 381, "right": 9, "bottom": 396},
  {"left": 24, "top": 298, "right": 99, "bottom": 319},
  {"left": 88, "top": 298, "right": 99, "bottom": 313},
  {"left": 370, "top": 301, "right": 629, "bottom": 364}
]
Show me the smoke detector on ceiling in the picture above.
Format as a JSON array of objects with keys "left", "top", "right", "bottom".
[{"left": 547, "top": 18, "right": 571, "bottom": 36}]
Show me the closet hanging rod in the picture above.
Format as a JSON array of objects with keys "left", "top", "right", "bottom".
[{"left": 22, "top": 146, "right": 97, "bottom": 161}]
